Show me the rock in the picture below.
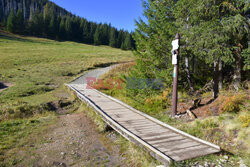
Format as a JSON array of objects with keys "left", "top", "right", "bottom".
[
  {"left": 204, "top": 162, "right": 209, "bottom": 167},
  {"left": 223, "top": 155, "right": 228, "bottom": 160},
  {"left": 239, "top": 158, "right": 247, "bottom": 167},
  {"left": 239, "top": 164, "right": 247, "bottom": 167},
  {"left": 60, "top": 152, "right": 66, "bottom": 156}
]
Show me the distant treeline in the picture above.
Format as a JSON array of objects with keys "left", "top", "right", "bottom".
[{"left": 0, "top": 0, "right": 135, "bottom": 50}]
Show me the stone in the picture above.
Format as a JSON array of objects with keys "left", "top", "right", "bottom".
[{"left": 223, "top": 155, "right": 229, "bottom": 160}]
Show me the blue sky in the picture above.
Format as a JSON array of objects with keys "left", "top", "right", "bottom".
[{"left": 50, "top": 0, "right": 145, "bottom": 32}]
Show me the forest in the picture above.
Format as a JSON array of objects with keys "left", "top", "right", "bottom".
[
  {"left": 0, "top": 0, "right": 135, "bottom": 50},
  {"left": 131, "top": 0, "right": 249, "bottom": 97}
]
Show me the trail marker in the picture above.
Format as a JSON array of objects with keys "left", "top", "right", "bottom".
[{"left": 171, "top": 34, "right": 180, "bottom": 117}]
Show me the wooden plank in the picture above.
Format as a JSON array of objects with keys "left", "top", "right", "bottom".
[
  {"left": 173, "top": 147, "right": 219, "bottom": 161},
  {"left": 165, "top": 145, "right": 208, "bottom": 156},
  {"left": 67, "top": 83, "right": 220, "bottom": 164},
  {"left": 144, "top": 133, "right": 179, "bottom": 141},
  {"left": 150, "top": 137, "right": 188, "bottom": 145},
  {"left": 159, "top": 141, "right": 200, "bottom": 152}
]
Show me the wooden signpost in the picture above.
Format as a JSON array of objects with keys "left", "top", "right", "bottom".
[{"left": 171, "top": 33, "right": 180, "bottom": 117}]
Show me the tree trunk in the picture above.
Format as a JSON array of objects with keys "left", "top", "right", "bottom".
[
  {"left": 185, "top": 55, "right": 194, "bottom": 92},
  {"left": 218, "top": 56, "right": 223, "bottom": 90},
  {"left": 233, "top": 55, "right": 242, "bottom": 91},
  {"left": 213, "top": 59, "right": 219, "bottom": 99},
  {"left": 233, "top": 44, "right": 243, "bottom": 91}
]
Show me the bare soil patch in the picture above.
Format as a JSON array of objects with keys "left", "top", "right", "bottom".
[{"left": 13, "top": 112, "right": 125, "bottom": 167}]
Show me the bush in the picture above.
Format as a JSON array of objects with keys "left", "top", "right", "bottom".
[
  {"left": 145, "top": 89, "right": 171, "bottom": 109},
  {"left": 238, "top": 114, "right": 250, "bottom": 128},
  {"left": 219, "top": 94, "right": 246, "bottom": 113}
]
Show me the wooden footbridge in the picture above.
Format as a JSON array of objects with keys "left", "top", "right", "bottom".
[{"left": 67, "top": 74, "right": 220, "bottom": 165}]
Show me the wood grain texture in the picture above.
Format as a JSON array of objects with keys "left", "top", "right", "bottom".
[{"left": 67, "top": 83, "right": 220, "bottom": 163}]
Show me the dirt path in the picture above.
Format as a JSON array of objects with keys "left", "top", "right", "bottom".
[
  {"left": 14, "top": 67, "right": 126, "bottom": 167},
  {"left": 33, "top": 112, "right": 124, "bottom": 167}
]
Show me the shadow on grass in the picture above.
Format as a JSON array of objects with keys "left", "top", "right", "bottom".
[
  {"left": 0, "top": 82, "right": 8, "bottom": 90},
  {"left": 0, "top": 32, "right": 48, "bottom": 44}
]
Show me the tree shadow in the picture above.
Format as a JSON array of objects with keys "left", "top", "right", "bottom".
[
  {"left": 190, "top": 98, "right": 217, "bottom": 111},
  {"left": 0, "top": 33, "right": 48, "bottom": 44},
  {"left": 0, "top": 82, "right": 8, "bottom": 90}
]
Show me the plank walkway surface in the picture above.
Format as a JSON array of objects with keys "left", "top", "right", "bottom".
[{"left": 67, "top": 83, "right": 220, "bottom": 165}]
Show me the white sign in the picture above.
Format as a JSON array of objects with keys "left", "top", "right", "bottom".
[
  {"left": 172, "top": 39, "right": 179, "bottom": 50},
  {"left": 172, "top": 54, "right": 177, "bottom": 65}
]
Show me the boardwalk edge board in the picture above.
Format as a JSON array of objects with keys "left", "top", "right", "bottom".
[
  {"left": 66, "top": 84, "right": 174, "bottom": 165},
  {"left": 66, "top": 83, "right": 220, "bottom": 165},
  {"left": 92, "top": 88, "right": 220, "bottom": 150}
]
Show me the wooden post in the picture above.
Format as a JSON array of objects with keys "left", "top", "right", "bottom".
[{"left": 171, "top": 34, "right": 180, "bottom": 117}]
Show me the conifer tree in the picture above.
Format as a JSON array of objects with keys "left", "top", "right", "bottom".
[
  {"left": 48, "top": 16, "right": 56, "bottom": 38},
  {"left": 29, "top": 10, "right": 44, "bottom": 36},
  {"left": 15, "top": 9, "right": 24, "bottom": 34},
  {"left": 133, "top": 0, "right": 176, "bottom": 83},
  {"left": 109, "top": 27, "right": 117, "bottom": 47},
  {"left": 59, "top": 18, "right": 66, "bottom": 40},
  {"left": 82, "top": 20, "right": 90, "bottom": 43},
  {"left": 65, "top": 16, "right": 73, "bottom": 40},
  {"left": 7, "top": 9, "right": 16, "bottom": 33},
  {"left": 94, "top": 25, "right": 102, "bottom": 45},
  {"left": 122, "top": 32, "right": 132, "bottom": 50},
  {"left": 117, "top": 30, "right": 125, "bottom": 48}
]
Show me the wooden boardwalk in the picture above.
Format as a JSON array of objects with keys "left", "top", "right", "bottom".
[{"left": 67, "top": 83, "right": 220, "bottom": 165}]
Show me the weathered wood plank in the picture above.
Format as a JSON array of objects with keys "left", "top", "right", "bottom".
[{"left": 67, "top": 83, "right": 220, "bottom": 164}]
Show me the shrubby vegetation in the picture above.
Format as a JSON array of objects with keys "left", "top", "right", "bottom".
[{"left": 0, "top": 0, "right": 134, "bottom": 50}]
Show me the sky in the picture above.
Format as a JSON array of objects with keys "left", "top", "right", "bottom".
[{"left": 50, "top": 0, "right": 145, "bottom": 32}]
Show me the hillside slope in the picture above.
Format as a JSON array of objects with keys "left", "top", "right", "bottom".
[{"left": 0, "top": 0, "right": 69, "bottom": 21}]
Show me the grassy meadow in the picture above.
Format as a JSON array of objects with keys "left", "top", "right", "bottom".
[{"left": 0, "top": 30, "right": 133, "bottom": 165}]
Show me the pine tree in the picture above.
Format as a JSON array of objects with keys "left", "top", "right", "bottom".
[
  {"left": 220, "top": 1, "right": 249, "bottom": 90},
  {"left": 133, "top": 0, "right": 176, "bottom": 83},
  {"left": 55, "top": 16, "right": 62, "bottom": 40},
  {"left": 48, "top": 16, "right": 56, "bottom": 38},
  {"left": 29, "top": 10, "right": 44, "bottom": 36},
  {"left": 15, "top": 9, "right": 24, "bottom": 34},
  {"left": 65, "top": 16, "right": 73, "bottom": 40},
  {"left": 89, "top": 22, "right": 97, "bottom": 44},
  {"left": 59, "top": 18, "right": 66, "bottom": 40},
  {"left": 109, "top": 27, "right": 117, "bottom": 47},
  {"left": 82, "top": 20, "right": 90, "bottom": 43},
  {"left": 117, "top": 30, "right": 125, "bottom": 48},
  {"left": 122, "top": 32, "right": 132, "bottom": 50},
  {"left": 94, "top": 25, "right": 102, "bottom": 45},
  {"left": 7, "top": 9, "right": 16, "bottom": 33}
]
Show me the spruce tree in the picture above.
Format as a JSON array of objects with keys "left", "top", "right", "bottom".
[
  {"left": 29, "top": 10, "right": 44, "bottom": 36},
  {"left": 65, "top": 16, "right": 73, "bottom": 40},
  {"left": 15, "top": 9, "right": 24, "bottom": 34},
  {"left": 59, "top": 18, "right": 66, "bottom": 40},
  {"left": 109, "top": 28, "right": 117, "bottom": 47},
  {"left": 82, "top": 20, "right": 90, "bottom": 43},
  {"left": 7, "top": 9, "right": 16, "bottom": 33},
  {"left": 94, "top": 25, "right": 102, "bottom": 45},
  {"left": 122, "top": 32, "right": 132, "bottom": 50},
  {"left": 48, "top": 16, "right": 56, "bottom": 38}
]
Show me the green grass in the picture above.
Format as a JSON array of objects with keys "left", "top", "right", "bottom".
[
  {"left": 0, "top": 31, "right": 133, "bottom": 166},
  {"left": 0, "top": 31, "right": 133, "bottom": 119}
]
